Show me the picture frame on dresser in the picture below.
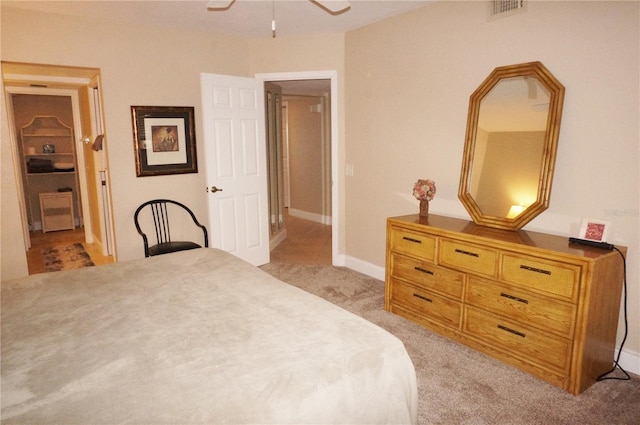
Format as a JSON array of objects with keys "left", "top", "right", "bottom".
[
  {"left": 131, "top": 106, "right": 198, "bottom": 177},
  {"left": 579, "top": 219, "right": 610, "bottom": 242}
]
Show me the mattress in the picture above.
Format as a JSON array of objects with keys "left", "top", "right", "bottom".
[{"left": 1, "top": 248, "right": 418, "bottom": 424}]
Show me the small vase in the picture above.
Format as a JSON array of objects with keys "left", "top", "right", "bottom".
[{"left": 419, "top": 200, "right": 429, "bottom": 217}]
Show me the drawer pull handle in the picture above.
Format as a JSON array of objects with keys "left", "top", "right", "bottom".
[
  {"left": 498, "top": 324, "right": 526, "bottom": 338},
  {"left": 520, "top": 264, "right": 551, "bottom": 275},
  {"left": 455, "top": 248, "right": 479, "bottom": 258},
  {"left": 414, "top": 266, "right": 434, "bottom": 275},
  {"left": 402, "top": 236, "right": 422, "bottom": 244},
  {"left": 413, "top": 293, "right": 433, "bottom": 303},
  {"left": 500, "top": 292, "right": 529, "bottom": 304}
]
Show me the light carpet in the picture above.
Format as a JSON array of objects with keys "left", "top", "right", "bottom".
[
  {"left": 259, "top": 262, "right": 640, "bottom": 425},
  {"left": 41, "top": 242, "right": 95, "bottom": 272}
]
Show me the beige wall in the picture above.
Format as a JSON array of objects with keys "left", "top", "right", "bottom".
[
  {"left": 1, "top": 7, "right": 346, "bottom": 271},
  {"left": 345, "top": 1, "right": 639, "bottom": 359},
  {"left": 284, "top": 96, "right": 324, "bottom": 216},
  {"left": 1, "top": 6, "right": 250, "bottom": 266},
  {"left": 1, "top": 2, "right": 638, "bottom": 366}
]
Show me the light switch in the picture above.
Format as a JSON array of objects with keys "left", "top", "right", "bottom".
[{"left": 345, "top": 163, "right": 354, "bottom": 176}]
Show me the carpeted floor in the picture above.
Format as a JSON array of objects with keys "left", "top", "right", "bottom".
[
  {"left": 41, "top": 242, "right": 96, "bottom": 272},
  {"left": 259, "top": 262, "right": 640, "bottom": 425}
]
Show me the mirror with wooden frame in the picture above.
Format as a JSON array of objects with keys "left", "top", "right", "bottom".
[{"left": 458, "top": 61, "right": 565, "bottom": 231}]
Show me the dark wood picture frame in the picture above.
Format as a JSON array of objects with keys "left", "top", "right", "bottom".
[{"left": 131, "top": 105, "right": 197, "bottom": 177}]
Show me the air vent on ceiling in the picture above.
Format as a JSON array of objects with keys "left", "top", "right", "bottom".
[{"left": 489, "top": 0, "right": 527, "bottom": 19}]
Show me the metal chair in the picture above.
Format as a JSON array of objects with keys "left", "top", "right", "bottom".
[{"left": 134, "top": 199, "right": 208, "bottom": 257}]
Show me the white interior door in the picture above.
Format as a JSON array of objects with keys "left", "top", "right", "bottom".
[{"left": 200, "top": 73, "right": 270, "bottom": 266}]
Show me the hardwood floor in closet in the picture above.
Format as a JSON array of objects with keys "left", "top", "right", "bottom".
[{"left": 26, "top": 228, "right": 114, "bottom": 275}]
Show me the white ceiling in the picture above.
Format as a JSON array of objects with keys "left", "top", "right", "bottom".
[{"left": 4, "top": 0, "right": 433, "bottom": 38}]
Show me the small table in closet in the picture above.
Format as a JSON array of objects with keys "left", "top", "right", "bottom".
[{"left": 39, "top": 192, "right": 75, "bottom": 233}]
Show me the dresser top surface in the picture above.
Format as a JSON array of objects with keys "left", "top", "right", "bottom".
[{"left": 389, "top": 214, "right": 624, "bottom": 260}]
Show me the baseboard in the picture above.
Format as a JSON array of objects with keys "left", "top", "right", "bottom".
[
  {"left": 288, "top": 208, "right": 331, "bottom": 225},
  {"left": 92, "top": 236, "right": 104, "bottom": 256},
  {"left": 270, "top": 228, "right": 287, "bottom": 251},
  {"left": 617, "top": 348, "right": 640, "bottom": 376},
  {"left": 344, "top": 255, "right": 385, "bottom": 281},
  {"left": 343, "top": 254, "right": 640, "bottom": 376}
]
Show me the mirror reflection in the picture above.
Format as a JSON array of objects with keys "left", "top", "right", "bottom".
[
  {"left": 470, "top": 76, "right": 550, "bottom": 218},
  {"left": 458, "top": 61, "right": 565, "bottom": 231}
]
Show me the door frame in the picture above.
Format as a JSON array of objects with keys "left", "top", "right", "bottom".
[
  {"left": 281, "top": 100, "right": 291, "bottom": 208},
  {"left": 255, "top": 70, "right": 341, "bottom": 266},
  {"left": 3, "top": 62, "right": 116, "bottom": 260}
]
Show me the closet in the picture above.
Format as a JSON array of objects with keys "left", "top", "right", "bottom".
[{"left": 13, "top": 95, "right": 82, "bottom": 232}]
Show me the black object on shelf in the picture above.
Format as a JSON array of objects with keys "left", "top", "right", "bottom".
[
  {"left": 568, "top": 237, "right": 614, "bottom": 250},
  {"left": 27, "top": 158, "right": 54, "bottom": 173}
]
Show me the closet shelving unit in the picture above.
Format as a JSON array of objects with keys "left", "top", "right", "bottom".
[{"left": 20, "top": 116, "right": 80, "bottom": 232}]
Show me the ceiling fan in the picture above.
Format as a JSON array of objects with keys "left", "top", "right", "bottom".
[{"left": 207, "top": 0, "right": 351, "bottom": 15}]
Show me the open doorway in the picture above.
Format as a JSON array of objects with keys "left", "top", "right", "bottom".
[
  {"left": 3, "top": 62, "right": 116, "bottom": 273},
  {"left": 264, "top": 77, "right": 333, "bottom": 264},
  {"left": 11, "top": 94, "right": 82, "bottom": 233}
]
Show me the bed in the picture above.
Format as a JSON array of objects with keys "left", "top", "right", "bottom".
[{"left": 1, "top": 248, "right": 418, "bottom": 424}]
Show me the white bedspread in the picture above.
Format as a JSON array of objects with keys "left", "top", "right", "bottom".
[{"left": 1, "top": 248, "right": 417, "bottom": 424}]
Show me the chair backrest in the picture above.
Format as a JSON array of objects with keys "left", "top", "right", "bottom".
[{"left": 134, "top": 199, "right": 208, "bottom": 256}]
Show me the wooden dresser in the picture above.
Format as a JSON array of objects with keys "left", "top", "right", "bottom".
[{"left": 384, "top": 214, "right": 626, "bottom": 394}]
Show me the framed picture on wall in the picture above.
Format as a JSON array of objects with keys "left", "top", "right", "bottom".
[
  {"left": 131, "top": 105, "right": 197, "bottom": 177},
  {"left": 578, "top": 218, "right": 611, "bottom": 242}
]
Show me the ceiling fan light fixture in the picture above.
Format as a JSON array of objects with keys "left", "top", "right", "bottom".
[
  {"left": 208, "top": 0, "right": 351, "bottom": 15},
  {"left": 272, "top": 0, "right": 276, "bottom": 38},
  {"left": 206, "top": 0, "right": 352, "bottom": 36},
  {"left": 207, "top": 0, "right": 235, "bottom": 11},
  {"left": 311, "top": 0, "right": 351, "bottom": 14}
]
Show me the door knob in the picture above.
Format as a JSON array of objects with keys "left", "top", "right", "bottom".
[{"left": 210, "top": 186, "right": 223, "bottom": 193}]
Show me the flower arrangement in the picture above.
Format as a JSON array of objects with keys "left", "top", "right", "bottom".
[{"left": 413, "top": 179, "right": 436, "bottom": 202}]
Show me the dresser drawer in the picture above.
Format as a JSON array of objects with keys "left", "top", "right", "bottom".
[
  {"left": 439, "top": 238, "right": 498, "bottom": 279},
  {"left": 500, "top": 254, "right": 580, "bottom": 302},
  {"left": 463, "top": 306, "right": 572, "bottom": 372},
  {"left": 40, "top": 193, "right": 71, "bottom": 209},
  {"left": 390, "top": 278, "right": 462, "bottom": 329},
  {"left": 466, "top": 277, "right": 576, "bottom": 337},
  {"left": 391, "top": 253, "right": 464, "bottom": 299},
  {"left": 389, "top": 226, "right": 436, "bottom": 261}
]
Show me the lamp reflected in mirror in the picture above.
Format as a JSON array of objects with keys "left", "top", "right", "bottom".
[{"left": 507, "top": 204, "right": 526, "bottom": 219}]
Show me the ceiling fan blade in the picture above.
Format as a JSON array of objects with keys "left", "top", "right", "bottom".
[
  {"left": 311, "top": 0, "right": 351, "bottom": 14},
  {"left": 207, "top": 0, "right": 235, "bottom": 10}
]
